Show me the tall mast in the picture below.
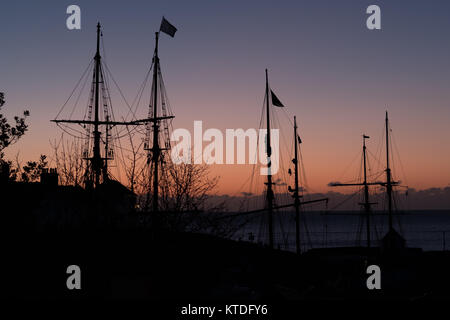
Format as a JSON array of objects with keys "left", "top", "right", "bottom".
[
  {"left": 288, "top": 116, "right": 328, "bottom": 252},
  {"left": 385, "top": 111, "right": 393, "bottom": 232},
  {"left": 152, "top": 32, "right": 161, "bottom": 214},
  {"left": 93, "top": 22, "right": 102, "bottom": 187},
  {"left": 53, "top": 23, "right": 169, "bottom": 191},
  {"left": 140, "top": 22, "right": 176, "bottom": 215},
  {"left": 362, "top": 135, "right": 371, "bottom": 248},
  {"left": 330, "top": 135, "right": 376, "bottom": 248},
  {"left": 265, "top": 69, "right": 274, "bottom": 249},
  {"left": 101, "top": 67, "right": 110, "bottom": 182},
  {"left": 330, "top": 113, "right": 400, "bottom": 247},
  {"left": 293, "top": 116, "right": 301, "bottom": 254}
]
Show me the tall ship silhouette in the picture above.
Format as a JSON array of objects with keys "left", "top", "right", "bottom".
[{"left": 51, "top": 19, "right": 177, "bottom": 228}]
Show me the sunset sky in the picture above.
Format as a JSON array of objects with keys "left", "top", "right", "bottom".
[{"left": 1, "top": 0, "right": 450, "bottom": 195}]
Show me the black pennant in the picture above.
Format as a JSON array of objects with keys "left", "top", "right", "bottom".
[
  {"left": 160, "top": 17, "right": 177, "bottom": 37},
  {"left": 270, "top": 90, "right": 284, "bottom": 107}
]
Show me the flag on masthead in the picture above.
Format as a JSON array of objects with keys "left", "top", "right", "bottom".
[
  {"left": 160, "top": 17, "right": 177, "bottom": 37},
  {"left": 270, "top": 90, "right": 285, "bottom": 107}
]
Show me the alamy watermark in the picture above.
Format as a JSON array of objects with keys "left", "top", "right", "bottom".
[
  {"left": 66, "top": 5, "right": 81, "bottom": 30},
  {"left": 170, "top": 121, "right": 279, "bottom": 175}
]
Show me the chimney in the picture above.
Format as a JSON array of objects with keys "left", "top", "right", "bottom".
[{"left": 40, "top": 168, "right": 59, "bottom": 187}]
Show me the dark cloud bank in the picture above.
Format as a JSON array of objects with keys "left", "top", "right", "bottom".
[{"left": 209, "top": 187, "right": 450, "bottom": 212}]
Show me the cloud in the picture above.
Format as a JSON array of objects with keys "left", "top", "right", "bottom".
[{"left": 210, "top": 187, "right": 450, "bottom": 211}]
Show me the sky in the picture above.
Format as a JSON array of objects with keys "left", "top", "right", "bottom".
[{"left": 1, "top": 0, "right": 450, "bottom": 195}]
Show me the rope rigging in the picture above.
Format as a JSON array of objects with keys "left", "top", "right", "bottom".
[
  {"left": 230, "top": 71, "right": 327, "bottom": 252},
  {"left": 52, "top": 23, "right": 163, "bottom": 190}
]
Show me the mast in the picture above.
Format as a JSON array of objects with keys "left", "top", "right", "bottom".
[
  {"left": 141, "top": 20, "right": 176, "bottom": 216},
  {"left": 287, "top": 116, "right": 328, "bottom": 253},
  {"left": 265, "top": 69, "right": 274, "bottom": 249},
  {"left": 53, "top": 22, "right": 177, "bottom": 195},
  {"left": 152, "top": 32, "right": 161, "bottom": 214},
  {"left": 225, "top": 111, "right": 327, "bottom": 250},
  {"left": 385, "top": 111, "right": 393, "bottom": 232},
  {"left": 93, "top": 22, "right": 102, "bottom": 187},
  {"left": 293, "top": 116, "right": 301, "bottom": 254},
  {"left": 329, "top": 113, "right": 401, "bottom": 247},
  {"left": 52, "top": 23, "right": 162, "bottom": 190},
  {"left": 330, "top": 135, "right": 376, "bottom": 249},
  {"left": 101, "top": 66, "right": 110, "bottom": 182},
  {"left": 362, "top": 135, "right": 371, "bottom": 248}
]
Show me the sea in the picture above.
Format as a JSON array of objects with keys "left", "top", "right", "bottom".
[{"left": 227, "top": 210, "right": 450, "bottom": 252}]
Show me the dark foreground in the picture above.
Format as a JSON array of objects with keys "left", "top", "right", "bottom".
[
  {"left": 2, "top": 181, "right": 450, "bottom": 317},
  {"left": 3, "top": 229, "right": 450, "bottom": 301}
]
